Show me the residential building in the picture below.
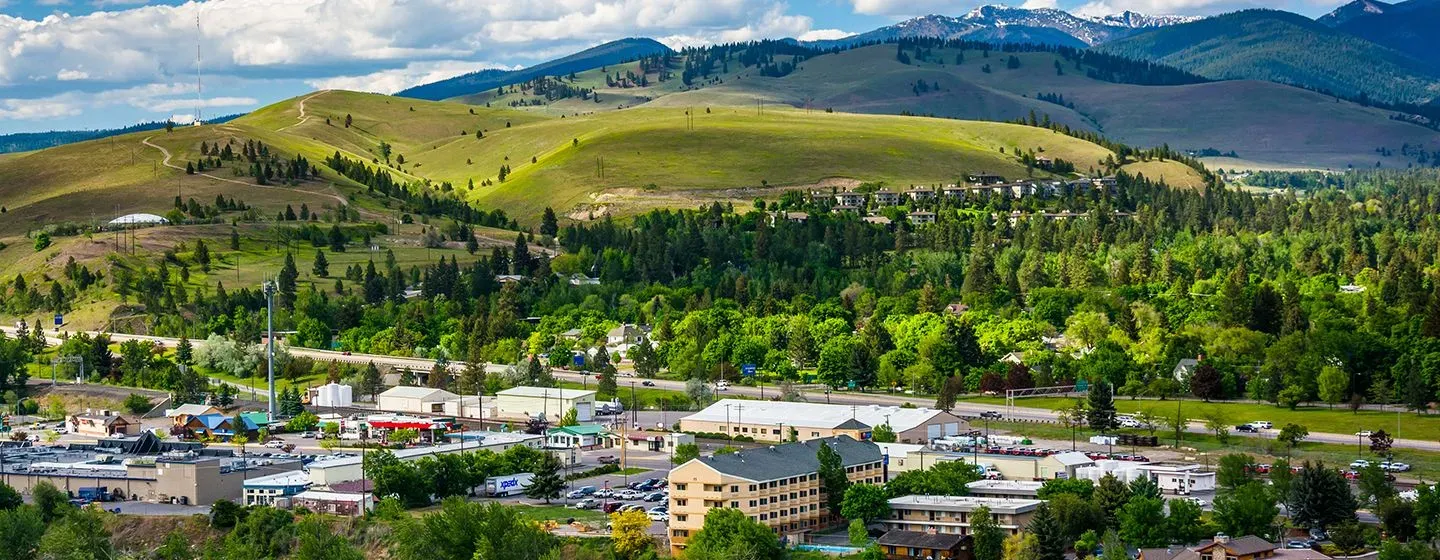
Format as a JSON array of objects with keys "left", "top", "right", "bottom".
[
  {"left": 832, "top": 204, "right": 861, "bottom": 214},
  {"left": 908, "top": 211, "right": 936, "bottom": 225},
  {"left": 965, "top": 480, "right": 1043, "bottom": 499},
  {"left": 967, "top": 172, "right": 1004, "bottom": 185},
  {"left": 377, "top": 386, "right": 461, "bottom": 415},
  {"left": 243, "top": 470, "right": 312, "bottom": 506},
  {"left": 863, "top": 216, "right": 893, "bottom": 226},
  {"left": 165, "top": 403, "right": 220, "bottom": 418},
  {"left": 875, "top": 530, "right": 970, "bottom": 560},
  {"left": 546, "top": 424, "right": 615, "bottom": 449},
  {"left": 905, "top": 187, "right": 936, "bottom": 202},
  {"left": 606, "top": 323, "right": 650, "bottom": 347},
  {"left": 942, "top": 185, "right": 967, "bottom": 199},
  {"left": 835, "top": 191, "right": 866, "bottom": 207},
  {"left": 1139, "top": 535, "right": 1288, "bottom": 560},
  {"left": 874, "top": 189, "right": 901, "bottom": 206},
  {"left": 68, "top": 411, "right": 137, "bottom": 438},
  {"left": 883, "top": 495, "right": 1042, "bottom": 536},
  {"left": 667, "top": 436, "right": 884, "bottom": 555},
  {"left": 174, "top": 413, "right": 258, "bottom": 441},
  {"left": 680, "top": 400, "right": 968, "bottom": 444},
  {"left": 1172, "top": 357, "right": 1201, "bottom": 380},
  {"left": 494, "top": 386, "right": 597, "bottom": 423}
]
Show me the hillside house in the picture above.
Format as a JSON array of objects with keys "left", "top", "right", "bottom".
[
  {"left": 835, "top": 191, "right": 866, "bottom": 207},
  {"left": 908, "top": 211, "right": 936, "bottom": 225},
  {"left": 69, "top": 411, "right": 138, "bottom": 438},
  {"left": 905, "top": 187, "right": 936, "bottom": 202},
  {"left": 1139, "top": 535, "right": 1289, "bottom": 560},
  {"left": 967, "top": 172, "right": 1004, "bottom": 185},
  {"left": 874, "top": 189, "right": 900, "bottom": 206}
]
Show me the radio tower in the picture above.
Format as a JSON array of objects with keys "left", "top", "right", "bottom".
[{"left": 194, "top": 11, "right": 203, "bottom": 126}]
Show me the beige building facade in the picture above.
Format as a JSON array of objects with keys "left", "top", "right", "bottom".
[{"left": 884, "top": 495, "right": 1043, "bottom": 536}]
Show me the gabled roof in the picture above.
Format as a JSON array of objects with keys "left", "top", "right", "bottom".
[
  {"left": 548, "top": 424, "right": 612, "bottom": 436},
  {"left": 692, "top": 435, "right": 880, "bottom": 482},
  {"left": 498, "top": 386, "right": 596, "bottom": 399},
  {"left": 1196, "top": 536, "right": 1276, "bottom": 556},
  {"left": 378, "top": 386, "right": 459, "bottom": 401},
  {"left": 170, "top": 404, "right": 218, "bottom": 417},
  {"left": 1050, "top": 451, "right": 1095, "bottom": 467}
]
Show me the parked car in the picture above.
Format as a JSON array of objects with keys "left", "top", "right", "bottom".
[
  {"left": 1235, "top": 424, "right": 1258, "bottom": 433},
  {"left": 567, "top": 486, "right": 597, "bottom": 499},
  {"left": 620, "top": 504, "right": 645, "bottom": 512},
  {"left": 644, "top": 492, "right": 666, "bottom": 502},
  {"left": 598, "top": 456, "right": 619, "bottom": 465},
  {"left": 594, "top": 489, "right": 615, "bottom": 498},
  {"left": 646, "top": 511, "right": 669, "bottom": 522},
  {"left": 1389, "top": 462, "right": 1412, "bottom": 472},
  {"left": 602, "top": 502, "right": 623, "bottom": 513},
  {"left": 1349, "top": 460, "right": 1371, "bottom": 470},
  {"left": 715, "top": 381, "right": 730, "bottom": 391},
  {"left": 264, "top": 440, "right": 287, "bottom": 448},
  {"left": 1286, "top": 539, "right": 1316, "bottom": 549},
  {"left": 573, "top": 498, "right": 601, "bottom": 510}
]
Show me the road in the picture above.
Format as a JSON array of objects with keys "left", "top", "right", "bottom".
[{"left": 8, "top": 326, "right": 1439, "bottom": 453}]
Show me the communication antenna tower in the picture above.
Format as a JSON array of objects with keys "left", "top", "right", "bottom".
[{"left": 194, "top": 11, "right": 203, "bottom": 126}]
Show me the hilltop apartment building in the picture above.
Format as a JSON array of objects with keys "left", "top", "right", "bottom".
[{"left": 667, "top": 436, "right": 884, "bottom": 555}]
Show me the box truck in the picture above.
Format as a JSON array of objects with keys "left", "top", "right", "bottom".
[{"left": 486, "top": 473, "right": 535, "bottom": 497}]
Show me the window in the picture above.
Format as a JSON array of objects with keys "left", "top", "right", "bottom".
[
  {"left": 730, "top": 501, "right": 739, "bottom": 508},
  {"left": 773, "top": 429, "right": 781, "bottom": 435},
  {"left": 730, "top": 485, "right": 739, "bottom": 493},
  {"left": 749, "top": 500, "right": 757, "bottom": 507},
  {"left": 677, "top": 514, "right": 688, "bottom": 522},
  {"left": 676, "top": 484, "right": 687, "bottom": 491},
  {"left": 749, "top": 484, "right": 757, "bottom": 491},
  {"left": 811, "top": 432, "right": 820, "bottom": 437},
  {"left": 672, "top": 529, "right": 689, "bottom": 537},
  {"left": 676, "top": 499, "right": 688, "bottom": 506}
]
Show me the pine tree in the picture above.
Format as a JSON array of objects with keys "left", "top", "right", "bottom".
[
  {"left": 361, "top": 362, "right": 383, "bottom": 402},
  {"left": 312, "top": 250, "right": 329, "bottom": 277},
  {"left": 541, "top": 207, "right": 559, "bottom": 237},
  {"left": 277, "top": 253, "right": 298, "bottom": 309},
  {"left": 229, "top": 229, "right": 240, "bottom": 251},
  {"left": 1289, "top": 460, "right": 1359, "bottom": 531},
  {"left": 194, "top": 239, "right": 211, "bottom": 272},
  {"left": 631, "top": 337, "right": 659, "bottom": 378},
  {"left": 525, "top": 453, "right": 565, "bottom": 503},
  {"left": 1087, "top": 381, "right": 1118, "bottom": 433},
  {"left": 1027, "top": 503, "right": 1066, "bottom": 560}
]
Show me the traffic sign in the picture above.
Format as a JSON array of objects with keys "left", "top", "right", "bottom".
[
  {"left": 53, "top": 314, "right": 62, "bottom": 327},
  {"left": 573, "top": 354, "right": 585, "bottom": 367},
  {"left": 1075, "top": 379, "right": 1090, "bottom": 392},
  {"left": 741, "top": 363, "right": 757, "bottom": 377}
]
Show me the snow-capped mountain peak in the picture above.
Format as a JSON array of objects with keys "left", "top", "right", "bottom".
[{"left": 1084, "top": 10, "right": 1202, "bottom": 28}]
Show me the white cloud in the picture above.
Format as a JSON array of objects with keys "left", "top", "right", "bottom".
[
  {"left": 798, "top": 28, "right": 854, "bottom": 41},
  {"left": 846, "top": 0, "right": 979, "bottom": 17},
  {"left": 306, "top": 60, "right": 517, "bottom": 94},
  {"left": 0, "top": 81, "right": 255, "bottom": 121},
  {"left": 56, "top": 68, "right": 88, "bottom": 80},
  {"left": 1021, "top": 0, "right": 1059, "bottom": 8}
]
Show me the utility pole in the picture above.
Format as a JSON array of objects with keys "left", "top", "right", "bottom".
[{"left": 263, "top": 279, "right": 277, "bottom": 419}]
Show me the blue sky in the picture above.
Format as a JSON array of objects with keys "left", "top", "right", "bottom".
[{"left": 0, "top": 0, "right": 1344, "bottom": 134}]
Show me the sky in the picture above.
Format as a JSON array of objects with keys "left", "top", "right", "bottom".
[{"left": 0, "top": 0, "right": 1345, "bottom": 134}]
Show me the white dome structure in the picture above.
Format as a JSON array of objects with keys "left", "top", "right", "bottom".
[{"left": 108, "top": 213, "right": 169, "bottom": 226}]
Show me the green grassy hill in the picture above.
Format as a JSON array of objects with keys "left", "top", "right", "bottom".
[
  {"left": 1098, "top": 9, "right": 1440, "bottom": 104},
  {"left": 592, "top": 43, "right": 1440, "bottom": 170}
]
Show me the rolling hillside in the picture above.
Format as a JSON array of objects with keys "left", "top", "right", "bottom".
[
  {"left": 627, "top": 44, "right": 1440, "bottom": 169},
  {"left": 397, "top": 38, "right": 672, "bottom": 101},
  {"left": 1325, "top": 0, "right": 1440, "bottom": 69},
  {"left": 1098, "top": 9, "right": 1440, "bottom": 104},
  {"left": 0, "top": 89, "right": 1117, "bottom": 232}
]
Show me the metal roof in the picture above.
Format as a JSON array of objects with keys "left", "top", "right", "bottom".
[
  {"left": 378, "top": 386, "right": 459, "bottom": 401},
  {"left": 685, "top": 399, "right": 961, "bottom": 433},
  {"left": 692, "top": 435, "right": 881, "bottom": 482}
]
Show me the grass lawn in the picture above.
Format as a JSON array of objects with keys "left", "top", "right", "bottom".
[
  {"left": 989, "top": 419, "right": 1440, "bottom": 481},
  {"left": 614, "top": 467, "right": 649, "bottom": 476},
  {"left": 512, "top": 504, "right": 608, "bottom": 524},
  {"left": 969, "top": 395, "right": 1440, "bottom": 441}
]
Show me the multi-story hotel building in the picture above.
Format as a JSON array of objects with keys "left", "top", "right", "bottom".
[{"left": 667, "top": 435, "right": 884, "bottom": 555}]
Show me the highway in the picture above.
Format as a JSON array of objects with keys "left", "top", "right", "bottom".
[{"left": 7, "top": 325, "right": 1440, "bottom": 453}]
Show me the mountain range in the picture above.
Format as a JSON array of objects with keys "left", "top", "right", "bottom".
[{"left": 807, "top": 6, "right": 1199, "bottom": 50}]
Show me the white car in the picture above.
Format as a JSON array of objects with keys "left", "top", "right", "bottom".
[
  {"left": 264, "top": 440, "right": 287, "bottom": 448},
  {"left": 1350, "top": 460, "right": 1371, "bottom": 470},
  {"left": 1356, "top": 430, "right": 1375, "bottom": 437},
  {"left": 1249, "top": 421, "right": 1273, "bottom": 430},
  {"left": 715, "top": 381, "right": 730, "bottom": 391},
  {"left": 1174, "top": 497, "right": 1207, "bottom": 508},
  {"left": 1388, "top": 462, "right": 1412, "bottom": 472},
  {"left": 1118, "top": 418, "right": 1141, "bottom": 428},
  {"left": 646, "top": 511, "right": 669, "bottom": 522}
]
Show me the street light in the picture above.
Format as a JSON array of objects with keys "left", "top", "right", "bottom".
[{"left": 262, "top": 280, "right": 277, "bottom": 420}]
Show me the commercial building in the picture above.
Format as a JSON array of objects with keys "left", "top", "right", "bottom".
[
  {"left": 173, "top": 413, "right": 259, "bottom": 441},
  {"left": 546, "top": 424, "right": 615, "bottom": 450},
  {"left": 964, "top": 480, "right": 1043, "bottom": 499},
  {"left": 680, "top": 400, "right": 968, "bottom": 444},
  {"left": 306, "top": 431, "right": 544, "bottom": 486},
  {"left": 623, "top": 431, "right": 693, "bottom": 454},
  {"left": 954, "top": 451, "right": 1094, "bottom": 481},
  {"left": 377, "top": 386, "right": 461, "bottom": 415},
  {"left": 875, "top": 530, "right": 970, "bottom": 560},
  {"left": 494, "top": 386, "right": 597, "bottom": 423},
  {"left": 0, "top": 446, "right": 301, "bottom": 506},
  {"left": 68, "top": 411, "right": 138, "bottom": 438},
  {"left": 243, "top": 470, "right": 312, "bottom": 506},
  {"left": 292, "top": 490, "right": 374, "bottom": 517},
  {"left": 883, "top": 495, "right": 1043, "bottom": 536},
  {"left": 1076, "top": 460, "right": 1216, "bottom": 495},
  {"left": 667, "top": 435, "right": 884, "bottom": 555}
]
